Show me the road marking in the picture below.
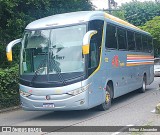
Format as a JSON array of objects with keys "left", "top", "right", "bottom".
[
  {"left": 111, "top": 124, "right": 134, "bottom": 135},
  {"left": 112, "top": 132, "right": 121, "bottom": 135},
  {"left": 151, "top": 109, "right": 156, "bottom": 113}
]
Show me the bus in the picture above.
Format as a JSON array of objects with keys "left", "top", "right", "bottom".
[{"left": 6, "top": 11, "right": 154, "bottom": 111}]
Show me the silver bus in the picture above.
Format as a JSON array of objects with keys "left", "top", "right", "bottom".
[{"left": 6, "top": 11, "right": 154, "bottom": 111}]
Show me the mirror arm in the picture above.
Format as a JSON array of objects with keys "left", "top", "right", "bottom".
[
  {"left": 6, "top": 38, "right": 22, "bottom": 61},
  {"left": 83, "top": 30, "right": 97, "bottom": 46},
  {"left": 82, "top": 30, "right": 97, "bottom": 55}
]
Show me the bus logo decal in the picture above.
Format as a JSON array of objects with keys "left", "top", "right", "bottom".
[
  {"left": 46, "top": 95, "right": 50, "bottom": 100},
  {"left": 112, "top": 55, "right": 119, "bottom": 67}
]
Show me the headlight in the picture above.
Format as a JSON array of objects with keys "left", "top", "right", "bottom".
[
  {"left": 20, "top": 90, "right": 32, "bottom": 97},
  {"left": 67, "top": 83, "right": 91, "bottom": 96}
]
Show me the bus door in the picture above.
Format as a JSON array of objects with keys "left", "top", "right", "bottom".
[{"left": 87, "top": 20, "right": 105, "bottom": 107}]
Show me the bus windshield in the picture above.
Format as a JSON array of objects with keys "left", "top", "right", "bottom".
[{"left": 20, "top": 24, "right": 86, "bottom": 76}]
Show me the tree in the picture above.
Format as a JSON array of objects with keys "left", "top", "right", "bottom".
[
  {"left": 140, "top": 16, "right": 160, "bottom": 57},
  {"left": 120, "top": 1, "right": 160, "bottom": 26},
  {"left": 112, "top": 10, "right": 125, "bottom": 20}
]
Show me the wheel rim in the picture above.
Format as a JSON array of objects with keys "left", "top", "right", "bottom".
[{"left": 105, "top": 91, "right": 110, "bottom": 103}]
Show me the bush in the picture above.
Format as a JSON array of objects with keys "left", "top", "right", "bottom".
[{"left": 0, "top": 65, "right": 20, "bottom": 109}]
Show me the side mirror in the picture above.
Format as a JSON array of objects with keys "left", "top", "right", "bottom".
[
  {"left": 82, "top": 30, "right": 97, "bottom": 55},
  {"left": 6, "top": 38, "right": 22, "bottom": 61}
]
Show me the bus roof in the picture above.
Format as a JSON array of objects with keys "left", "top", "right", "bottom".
[
  {"left": 25, "top": 11, "right": 149, "bottom": 35},
  {"left": 26, "top": 11, "right": 104, "bottom": 30}
]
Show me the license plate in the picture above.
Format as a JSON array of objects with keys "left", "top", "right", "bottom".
[{"left": 43, "top": 103, "right": 54, "bottom": 108}]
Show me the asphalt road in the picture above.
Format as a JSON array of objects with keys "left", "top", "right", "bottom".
[{"left": 0, "top": 77, "right": 160, "bottom": 135}]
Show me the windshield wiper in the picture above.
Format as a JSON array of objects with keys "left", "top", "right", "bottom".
[
  {"left": 30, "top": 58, "right": 66, "bottom": 86},
  {"left": 30, "top": 59, "right": 47, "bottom": 86},
  {"left": 49, "top": 59, "right": 66, "bottom": 85}
]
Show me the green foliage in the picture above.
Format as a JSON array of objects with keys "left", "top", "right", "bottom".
[
  {"left": 112, "top": 10, "right": 126, "bottom": 20},
  {"left": 120, "top": 1, "right": 160, "bottom": 26},
  {"left": 0, "top": 44, "right": 20, "bottom": 69},
  {"left": 0, "top": 65, "right": 19, "bottom": 109},
  {"left": 140, "top": 16, "right": 160, "bottom": 57}
]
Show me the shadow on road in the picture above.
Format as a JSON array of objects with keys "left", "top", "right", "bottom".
[
  {"left": 112, "top": 87, "right": 153, "bottom": 106},
  {"left": 33, "top": 109, "right": 99, "bottom": 121}
]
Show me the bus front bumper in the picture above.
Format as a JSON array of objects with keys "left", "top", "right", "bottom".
[{"left": 20, "top": 91, "right": 89, "bottom": 111}]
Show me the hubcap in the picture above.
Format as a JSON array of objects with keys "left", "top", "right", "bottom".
[{"left": 105, "top": 91, "right": 110, "bottom": 103}]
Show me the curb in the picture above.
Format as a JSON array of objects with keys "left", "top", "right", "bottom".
[{"left": 0, "top": 106, "right": 21, "bottom": 114}]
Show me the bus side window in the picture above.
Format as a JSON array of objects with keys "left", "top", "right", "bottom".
[
  {"left": 148, "top": 36, "right": 153, "bottom": 53},
  {"left": 135, "top": 33, "right": 142, "bottom": 51},
  {"left": 105, "top": 24, "right": 117, "bottom": 49},
  {"left": 88, "top": 20, "right": 104, "bottom": 73},
  {"left": 127, "top": 30, "right": 136, "bottom": 51},
  {"left": 142, "top": 35, "right": 148, "bottom": 52},
  {"left": 117, "top": 27, "right": 127, "bottom": 50},
  {"left": 89, "top": 39, "right": 98, "bottom": 68}
]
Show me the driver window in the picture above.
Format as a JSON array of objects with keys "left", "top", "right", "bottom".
[
  {"left": 88, "top": 20, "right": 104, "bottom": 75},
  {"left": 90, "top": 40, "right": 98, "bottom": 68}
]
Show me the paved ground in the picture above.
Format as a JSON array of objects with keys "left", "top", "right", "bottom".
[{"left": 0, "top": 77, "right": 160, "bottom": 135}]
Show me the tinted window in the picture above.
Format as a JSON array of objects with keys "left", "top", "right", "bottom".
[
  {"left": 148, "top": 36, "right": 153, "bottom": 53},
  {"left": 89, "top": 40, "right": 98, "bottom": 68},
  {"left": 135, "top": 33, "right": 142, "bottom": 51},
  {"left": 105, "top": 24, "right": 117, "bottom": 49},
  {"left": 127, "top": 31, "right": 135, "bottom": 50},
  {"left": 142, "top": 35, "right": 148, "bottom": 52},
  {"left": 117, "top": 28, "right": 127, "bottom": 50},
  {"left": 88, "top": 20, "right": 104, "bottom": 75}
]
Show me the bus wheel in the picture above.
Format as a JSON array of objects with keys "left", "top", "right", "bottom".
[
  {"left": 98, "top": 85, "right": 112, "bottom": 111},
  {"left": 139, "top": 76, "right": 146, "bottom": 93}
]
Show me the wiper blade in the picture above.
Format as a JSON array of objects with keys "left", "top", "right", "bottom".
[
  {"left": 30, "top": 59, "right": 46, "bottom": 86},
  {"left": 49, "top": 59, "right": 66, "bottom": 85}
]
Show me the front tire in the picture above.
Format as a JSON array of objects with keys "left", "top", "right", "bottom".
[{"left": 98, "top": 85, "right": 112, "bottom": 111}]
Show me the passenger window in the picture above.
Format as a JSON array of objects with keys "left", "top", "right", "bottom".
[
  {"left": 117, "top": 28, "right": 127, "bottom": 50},
  {"left": 88, "top": 20, "right": 104, "bottom": 75},
  {"left": 105, "top": 24, "right": 117, "bottom": 49},
  {"left": 142, "top": 35, "right": 148, "bottom": 52},
  {"left": 135, "top": 33, "right": 142, "bottom": 51},
  {"left": 148, "top": 36, "right": 153, "bottom": 53},
  {"left": 127, "top": 31, "right": 135, "bottom": 51}
]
